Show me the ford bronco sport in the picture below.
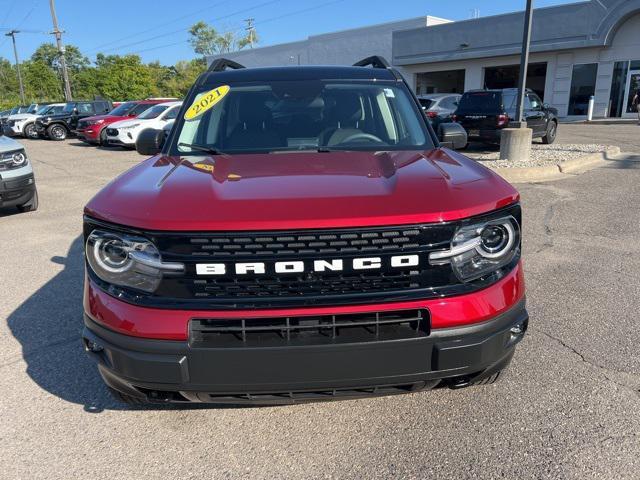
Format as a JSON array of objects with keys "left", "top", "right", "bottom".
[{"left": 82, "top": 57, "right": 527, "bottom": 405}]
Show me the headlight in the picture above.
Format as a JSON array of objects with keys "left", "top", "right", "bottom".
[
  {"left": 86, "top": 230, "right": 183, "bottom": 293},
  {"left": 120, "top": 123, "right": 139, "bottom": 130},
  {"left": 429, "top": 215, "right": 520, "bottom": 282},
  {"left": 0, "top": 149, "right": 28, "bottom": 168}
]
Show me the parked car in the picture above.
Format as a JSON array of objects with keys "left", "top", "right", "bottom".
[
  {"left": 82, "top": 56, "right": 527, "bottom": 406},
  {"left": 0, "top": 132, "right": 38, "bottom": 212},
  {"left": 35, "top": 100, "right": 113, "bottom": 141},
  {"left": 1, "top": 105, "right": 30, "bottom": 130},
  {"left": 453, "top": 88, "right": 558, "bottom": 144},
  {"left": 5, "top": 103, "right": 66, "bottom": 138},
  {"left": 75, "top": 99, "right": 175, "bottom": 146},
  {"left": 105, "top": 101, "right": 182, "bottom": 148},
  {"left": 417, "top": 93, "right": 461, "bottom": 120}
]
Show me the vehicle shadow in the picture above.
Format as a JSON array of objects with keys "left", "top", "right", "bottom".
[
  {"left": 6, "top": 235, "right": 213, "bottom": 412},
  {"left": 65, "top": 140, "right": 126, "bottom": 152}
]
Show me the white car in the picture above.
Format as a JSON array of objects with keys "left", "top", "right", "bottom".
[
  {"left": 106, "top": 101, "right": 182, "bottom": 148},
  {"left": 0, "top": 134, "right": 38, "bottom": 212},
  {"left": 6, "top": 103, "right": 66, "bottom": 139}
]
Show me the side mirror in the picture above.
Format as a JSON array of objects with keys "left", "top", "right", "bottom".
[
  {"left": 136, "top": 128, "right": 165, "bottom": 156},
  {"left": 128, "top": 112, "right": 137, "bottom": 117},
  {"left": 438, "top": 122, "right": 468, "bottom": 150}
]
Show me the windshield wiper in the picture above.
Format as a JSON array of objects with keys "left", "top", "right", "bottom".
[{"left": 178, "top": 142, "right": 224, "bottom": 155}]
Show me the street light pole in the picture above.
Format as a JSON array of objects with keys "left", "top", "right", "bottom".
[
  {"left": 48, "top": 0, "right": 72, "bottom": 101},
  {"left": 5, "top": 30, "right": 26, "bottom": 104},
  {"left": 512, "top": 0, "right": 534, "bottom": 127}
]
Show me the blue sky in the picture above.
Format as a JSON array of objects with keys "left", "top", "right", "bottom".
[{"left": 0, "top": 0, "right": 578, "bottom": 65}]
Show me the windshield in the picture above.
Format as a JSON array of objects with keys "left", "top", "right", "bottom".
[
  {"left": 27, "top": 104, "right": 38, "bottom": 114},
  {"left": 108, "top": 102, "right": 136, "bottom": 116},
  {"left": 36, "top": 105, "right": 56, "bottom": 115},
  {"left": 457, "top": 91, "right": 516, "bottom": 113},
  {"left": 138, "top": 105, "right": 169, "bottom": 119},
  {"left": 174, "top": 81, "right": 432, "bottom": 154}
]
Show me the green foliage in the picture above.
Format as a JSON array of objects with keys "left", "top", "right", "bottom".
[
  {"left": 0, "top": 39, "right": 211, "bottom": 109},
  {"left": 188, "top": 20, "right": 258, "bottom": 56}
]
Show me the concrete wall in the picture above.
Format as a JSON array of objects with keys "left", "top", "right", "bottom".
[
  {"left": 207, "top": 17, "right": 436, "bottom": 69},
  {"left": 392, "top": 0, "right": 640, "bottom": 66}
]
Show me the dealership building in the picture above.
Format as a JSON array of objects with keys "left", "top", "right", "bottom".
[{"left": 209, "top": 0, "right": 640, "bottom": 119}]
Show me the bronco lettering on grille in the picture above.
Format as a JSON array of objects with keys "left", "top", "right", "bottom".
[{"left": 196, "top": 254, "right": 420, "bottom": 275}]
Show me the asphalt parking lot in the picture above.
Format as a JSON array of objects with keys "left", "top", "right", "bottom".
[{"left": 1, "top": 130, "right": 640, "bottom": 479}]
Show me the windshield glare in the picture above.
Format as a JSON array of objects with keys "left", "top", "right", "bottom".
[
  {"left": 175, "top": 81, "right": 431, "bottom": 154},
  {"left": 138, "top": 105, "right": 168, "bottom": 119},
  {"left": 62, "top": 103, "right": 75, "bottom": 113}
]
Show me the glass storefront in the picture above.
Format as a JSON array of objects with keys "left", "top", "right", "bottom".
[
  {"left": 608, "top": 61, "right": 628, "bottom": 117},
  {"left": 568, "top": 63, "right": 598, "bottom": 116}
]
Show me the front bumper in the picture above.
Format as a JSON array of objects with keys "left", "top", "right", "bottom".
[
  {"left": 106, "top": 131, "right": 135, "bottom": 147},
  {"left": 0, "top": 172, "right": 36, "bottom": 208},
  {"left": 83, "top": 295, "right": 528, "bottom": 404},
  {"left": 5, "top": 123, "right": 24, "bottom": 136},
  {"left": 75, "top": 127, "right": 101, "bottom": 143}
]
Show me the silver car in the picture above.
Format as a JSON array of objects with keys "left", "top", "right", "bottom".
[
  {"left": 0, "top": 134, "right": 38, "bottom": 212},
  {"left": 416, "top": 93, "right": 461, "bottom": 120}
]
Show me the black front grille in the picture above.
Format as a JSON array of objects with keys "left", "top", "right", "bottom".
[
  {"left": 180, "top": 228, "right": 423, "bottom": 258},
  {"left": 106, "top": 128, "right": 118, "bottom": 136},
  {"left": 77, "top": 120, "right": 88, "bottom": 130},
  {"left": 150, "top": 224, "right": 458, "bottom": 306},
  {"left": 190, "top": 309, "right": 429, "bottom": 347}
]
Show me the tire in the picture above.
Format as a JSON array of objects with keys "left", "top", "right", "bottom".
[
  {"left": 17, "top": 189, "right": 38, "bottom": 213},
  {"left": 541, "top": 120, "right": 557, "bottom": 144},
  {"left": 47, "top": 123, "right": 67, "bottom": 141},
  {"left": 108, "top": 387, "right": 148, "bottom": 405},
  {"left": 99, "top": 128, "right": 108, "bottom": 146},
  {"left": 23, "top": 123, "right": 38, "bottom": 139}
]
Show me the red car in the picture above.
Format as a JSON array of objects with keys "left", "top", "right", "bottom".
[
  {"left": 75, "top": 99, "right": 175, "bottom": 146},
  {"left": 82, "top": 57, "right": 527, "bottom": 405}
]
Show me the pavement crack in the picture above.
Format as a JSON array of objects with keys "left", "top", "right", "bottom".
[{"left": 537, "top": 328, "right": 640, "bottom": 400}]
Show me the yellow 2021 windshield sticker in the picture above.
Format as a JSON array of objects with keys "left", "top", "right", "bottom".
[{"left": 184, "top": 85, "right": 230, "bottom": 120}]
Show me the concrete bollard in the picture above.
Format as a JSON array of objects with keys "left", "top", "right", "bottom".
[{"left": 499, "top": 128, "right": 533, "bottom": 162}]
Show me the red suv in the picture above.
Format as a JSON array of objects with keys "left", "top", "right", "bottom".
[
  {"left": 76, "top": 99, "right": 175, "bottom": 146},
  {"left": 82, "top": 57, "right": 527, "bottom": 405}
]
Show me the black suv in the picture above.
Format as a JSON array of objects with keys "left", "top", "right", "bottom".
[
  {"left": 453, "top": 88, "right": 558, "bottom": 145},
  {"left": 35, "top": 100, "right": 112, "bottom": 141}
]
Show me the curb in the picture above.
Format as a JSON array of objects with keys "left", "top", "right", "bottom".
[{"left": 489, "top": 146, "right": 621, "bottom": 183}]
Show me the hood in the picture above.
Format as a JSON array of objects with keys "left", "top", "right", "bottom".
[
  {"left": 0, "top": 135, "right": 25, "bottom": 153},
  {"left": 8, "top": 113, "right": 37, "bottom": 121},
  {"left": 85, "top": 148, "right": 519, "bottom": 231},
  {"left": 110, "top": 118, "right": 148, "bottom": 128},
  {"left": 82, "top": 114, "right": 126, "bottom": 123}
]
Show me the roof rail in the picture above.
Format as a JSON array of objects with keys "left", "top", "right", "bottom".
[
  {"left": 353, "top": 56, "right": 391, "bottom": 69},
  {"left": 207, "top": 58, "right": 246, "bottom": 73}
]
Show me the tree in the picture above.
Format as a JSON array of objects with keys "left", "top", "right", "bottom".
[
  {"left": 31, "top": 43, "right": 90, "bottom": 72},
  {"left": 22, "top": 60, "right": 63, "bottom": 100},
  {"left": 188, "top": 21, "right": 220, "bottom": 57},
  {"left": 188, "top": 21, "right": 258, "bottom": 57}
]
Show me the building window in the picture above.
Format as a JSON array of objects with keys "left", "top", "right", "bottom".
[
  {"left": 609, "top": 61, "right": 629, "bottom": 118},
  {"left": 568, "top": 63, "right": 598, "bottom": 116},
  {"left": 483, "top": 63, "right": 547, "bottom": 100},
  {"left": 415, "top": 70, "right": 465, "bottom": 95}
]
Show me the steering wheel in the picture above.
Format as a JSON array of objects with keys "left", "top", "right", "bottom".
[{"left": 337, "top": 132, "right": 384, "bottom": 144}]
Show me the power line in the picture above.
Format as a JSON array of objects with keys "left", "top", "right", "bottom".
[
  {"left": 85, "top": 0, "right": 231, "bottom": 53},
  {"left": 128, "top": 0, "right": 348, "bottom": 58},
  {"left": 95, "top": 0, "right": 283, "bottom": 55}
]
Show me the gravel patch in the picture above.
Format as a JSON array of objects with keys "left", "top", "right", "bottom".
[{"left": 467, "top": 143, "right": 608, "bottom": 168}]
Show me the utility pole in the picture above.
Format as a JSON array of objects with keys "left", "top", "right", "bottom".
[
  {"left": 244, "top": 18, "right": 256, "bottom": 48},
  {"left": 5, "top": 30, "right": 25, "bottom": 104},
  {"left": 512, "top": 0, "right": 534, "bottom": 127},
  {"left": 499, "top": 0, "right": 534, "bottom": 163},
  {"left": 48, "top": 0, "right": 72, "bottom": 101}
]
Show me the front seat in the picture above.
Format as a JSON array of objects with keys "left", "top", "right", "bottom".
[
  {"left": 321, "top": 93, "right": 365, "bottom": 146},
  {"left": 227, "top": 100, "right": 281, "bottom": 151}
]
